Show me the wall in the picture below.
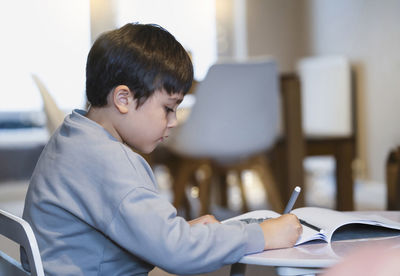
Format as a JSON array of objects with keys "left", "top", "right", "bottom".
[
  {"left": 216, "top": 0, "right": 236, "bottom": 59},
  {"left": 90, "top": 0, "right": 117, "bottom": 43},
  {"left": 246, "top": 0, "right": 309, "bottom": 73}
]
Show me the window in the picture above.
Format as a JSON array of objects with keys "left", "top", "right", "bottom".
[{"left": 0, "top": 0, "right": 90, "bottom": 114}]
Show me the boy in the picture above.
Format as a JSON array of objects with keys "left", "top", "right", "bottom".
[{"left": 22, "top": 23, "right": 301, "bottom": 275}]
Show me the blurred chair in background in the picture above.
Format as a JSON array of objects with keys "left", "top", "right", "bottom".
[
  {"left": 386, "top": 146, "right": 400, "bottom": 210},
  {"left": 31, "top": 74, "right": 65, "bottom": 135},
  {"left": 0, "top": 208, "right": 44, "bottom": 276},
  {"left": 297, "top": 56, "right": 356, "bottom": 210},
  {"left": 164, "top": 59, "right": 284, "bottom": 217},
  {"left": 271, "top": 73, "right": 305, "bottom": 208}
]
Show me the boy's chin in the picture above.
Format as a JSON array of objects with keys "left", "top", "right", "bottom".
[
  {"left": 141, "top": 149, "right": 155, "bottom": 155},
  {"left": 136, "top": 145, "right": 157, "bottom": 155},
  {"left": 127, "top": 144, "right": 155, "bottom": 155}
]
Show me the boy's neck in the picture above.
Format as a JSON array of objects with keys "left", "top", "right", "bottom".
[{"left": 86, "top": 106, "right": 122, "bottom": 143}]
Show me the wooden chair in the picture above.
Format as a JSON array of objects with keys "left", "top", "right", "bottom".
[
  {"left": 271, "top": 74, "right": 305, "bottom": 209},
  {"left": 386, "top": 146, "right": 400, "bottom": 210},
  {"left": 297, "top": 56, "right": 356, "bottom": 211}
]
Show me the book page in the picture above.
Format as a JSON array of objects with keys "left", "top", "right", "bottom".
[
  {"left": 222, "top": 209, "right": 325, "bottom": 245},
  {"left": 292, "top": 207, "right": 358, "bottom": 242},
  {"left": 291, "top": 207, "right": 400, "bottom": 242},
  {"left": 295, "top": 225, "right": 325, "bottom": 245},
  {"left": 224, "top": 208, "right": 400, "bottom": 246},
  {"left": 352, "top": 213, "right": 400, "bottom": 229}
]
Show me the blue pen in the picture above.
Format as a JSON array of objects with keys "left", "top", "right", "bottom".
[{"left": 283, "top": 186, "right": 301, "bottom": 214}]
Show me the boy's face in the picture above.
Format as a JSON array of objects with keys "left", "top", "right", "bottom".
[{"left": 115, "top": 88, "right": 183, "bottom": 154}]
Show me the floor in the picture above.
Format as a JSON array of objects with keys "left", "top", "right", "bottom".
[{"left": 0, "top": 156, "right": 387, "bottom": 276}]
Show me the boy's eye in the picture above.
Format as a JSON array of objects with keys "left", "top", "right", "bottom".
[{"left": 165, "top": 106, "right": 174, "bottom": 113}]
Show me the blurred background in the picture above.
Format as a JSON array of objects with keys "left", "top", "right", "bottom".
[{"left": 1, "top": 0, "right": 400, "bottom": 275}]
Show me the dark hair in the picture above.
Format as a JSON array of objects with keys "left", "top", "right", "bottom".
[{"left": 86, "top": 23, "right": 194, "bottom": 107}]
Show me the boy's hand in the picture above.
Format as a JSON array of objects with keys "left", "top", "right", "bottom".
[
  {"left": 259, "top": 214, "right": 302, "bottom": 250},
  {"left": 189, "top": 214, "right": 220, "bottom": 226}
]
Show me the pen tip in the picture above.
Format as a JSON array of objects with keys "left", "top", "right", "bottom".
[{"left": 295, "top": 186, "right": 301, "bottom": 192}]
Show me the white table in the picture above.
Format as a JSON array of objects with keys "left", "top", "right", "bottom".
[{"left": 230, "top": 211, "right": 400, "bottom": 276}]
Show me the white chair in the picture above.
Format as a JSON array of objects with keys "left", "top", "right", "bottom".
[
  {"left": 298, "top": 56, "right": 352, "bottom": 138},
  {"left": 165, "top": 59, "right": 284, "bottom": 215},
  {"left": 31, "top": 74, "right": 65, "bottom": 135},
  {"left": 0, "top": 208, "right": 44, "bottom": 276},
  {"left": 297, "top": 56, "right": 355, "bottom": 210}
]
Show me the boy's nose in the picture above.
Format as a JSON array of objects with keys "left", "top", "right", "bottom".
[{"left": 168, "top": 113, "right": 178, "bottom": 128}]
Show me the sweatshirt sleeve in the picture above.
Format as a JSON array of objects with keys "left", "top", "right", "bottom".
[{"left": 105, "top": 187, "right": 265, "bottom": 275}]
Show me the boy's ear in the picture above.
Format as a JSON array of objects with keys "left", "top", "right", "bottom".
[{"left": 112, "top": 85, "right": 134, "bottom": 114}]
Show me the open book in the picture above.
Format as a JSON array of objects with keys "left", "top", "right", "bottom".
[{"left": 223, "top": 207, "right": 400, "bottom": 245}]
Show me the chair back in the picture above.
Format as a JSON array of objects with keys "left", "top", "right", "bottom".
[
  {"left": 297, "top": 56, "right": 353, "bottom": 137},
  {"left": 32, "top": 74, "right": 65, "bottom": 134},
  {"left": 0, "top": 209, "right": 44, "bottom": 276},
  {"left": 169, "top": 59, "right": 280, "bottom": 162},
  {"left": 386, "top": 146, "right": 400, "bottom": 210}
]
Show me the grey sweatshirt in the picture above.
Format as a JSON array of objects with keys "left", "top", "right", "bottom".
[{"left": 21, "top": 109, "right": 264, "bottom": 275}]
